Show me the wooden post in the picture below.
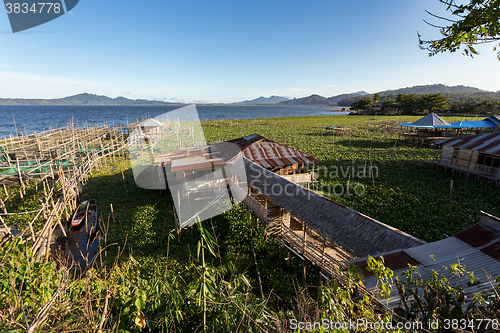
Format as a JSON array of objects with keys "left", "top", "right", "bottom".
[
  {"left": 16, "top": 158, "right": 25, "bottom": 192},
  {"left": 110, "top": 203, "right": 116, "bottom": 223},
  {"left": 449, "top": 179, "right": 453, "bottom": 223},
  {"left": 321, "top": 236, "right": 326, "bottom": 264},
  {"left": 121, "top": 169, "right": 128, "bottom": 195},
  {"left": 174, "top": 206, "right": 181, "bottom": 244}
]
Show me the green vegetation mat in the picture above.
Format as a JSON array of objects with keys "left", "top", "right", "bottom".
[{"left": 1, "top": 115, "right": 499, "bottom": 332}]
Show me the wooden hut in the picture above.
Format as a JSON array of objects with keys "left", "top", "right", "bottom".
[
  {"left": 399, "top": 112, "right": 451, "bottom": 138},
  {"left": 153, "top": 134, "right": 320, "bottom": 186},
  {"left": 226, "top": 134, "right": 320, "bottom": 183},
  {"left": 138, "top": 118, "right": 164, "bottom": 135},
  {"left": 436, "top": 132, "right": 500, "bottom": 180}
]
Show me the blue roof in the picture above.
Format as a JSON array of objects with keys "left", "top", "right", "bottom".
[
  {"left": 398, "top": 113, "right": 451, "bottom": 128},
  {"left": 438, "top": 119, "right": 498, "bottom": 128},
  {"left": 400, "top": 117, "right": 500, "bottom": 129}
]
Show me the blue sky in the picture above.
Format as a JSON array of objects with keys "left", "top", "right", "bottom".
[{"left": 1, "top": 0, "right": 499, "bottom": 103}]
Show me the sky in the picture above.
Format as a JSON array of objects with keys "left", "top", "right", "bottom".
[{"left": 1, "top": 0, "right": 499, "bottom": 103}]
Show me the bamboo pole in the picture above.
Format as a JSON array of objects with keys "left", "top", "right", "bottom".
[
  {"left": 0, "top": 215, "right": 11, "bottom": 236},
  {"left": 0, "top": 199, "right": 7, "bottom": 214}
]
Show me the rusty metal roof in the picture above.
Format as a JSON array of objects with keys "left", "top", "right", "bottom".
[
  {"left": 481, "top": 240, "right": 500, "bottom": 261},
  {"left": 436, "top": 132, "right": 500, "bottom": 155},
  {"left": 227, "top": 134, "right": 268, "bottom": 150},
  {"left": 153, "top": 134, "right": 319, "bottom": 172},
  {"left": 454, "top": 223, "right": 500, "bottom": 248},
  {"left": 228, "top": 134, "right": 320, "bottom": 168},
  {"left": 351, "top": 251, "right": 421, "bottom": 278},
  {"left": 356, "top": 234, "right": 500, "bottom": 308},
  {"left": 241, "top": 141, "right": 319, "bottom": 168}
]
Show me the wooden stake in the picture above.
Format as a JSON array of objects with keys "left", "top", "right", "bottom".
[
  {"left": 16, "top": 158, "right": 25, "bottom": 191},
  {"left": 121, "top": 169, "right": 128, "bottom": 195},
  {"left": 449, "top": 179, "right": 453, "bottom": 223},
  {"left": 110, "top": 203, "right": 116, "bottom": 223}
]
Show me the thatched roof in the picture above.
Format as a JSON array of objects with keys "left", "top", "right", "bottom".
[{"left": 244, "top": 159, "right": 425, "bottom": 258}]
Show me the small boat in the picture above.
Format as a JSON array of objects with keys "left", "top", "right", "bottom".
[
  {"left": 86, "top": 199, "right": 98, "bottom": 236},
  {"left": 71, "top": 194, "right": 89, "bottom": 228}
]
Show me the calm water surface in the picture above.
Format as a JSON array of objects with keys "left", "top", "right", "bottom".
[{"left": 0, "top": 105, "right": 349, "bottom": 139}]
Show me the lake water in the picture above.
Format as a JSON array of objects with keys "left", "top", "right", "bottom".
[{"left": 0, "top": 105, "right": 349, "bottom": 139}]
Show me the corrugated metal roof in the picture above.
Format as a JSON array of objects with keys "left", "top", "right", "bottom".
[
  {"left": 351, "top": 251, "right": 420, "bottom": 278},
  {"left": 359, "top": 232, "right": 500, "bottom": 308},
  {"left": 454, "top": 223, "right": 500, "bottom": 249},
  {"left": 227, "top": 134, "right": 267, "bottom": 150},
  {"left": 403, "top": 237, "right": 476, "bottom": 266},
  {"left": 488, "top": 115, "right": 500, "bottom": 126},
  {"left": 154, "top": 134, "right": 320, "bottom": 172},
  {"left": 227, "top": 134, "right": 320, "bottom": 167},
  {"left": 241, "top": 141, "right": 319, "bottom": 168},
  {"left": 481, "top": 240, "right": 500, "bottom": 261},
  {"left": 436, "top": 132, "right": 500, "bottom": 155}
]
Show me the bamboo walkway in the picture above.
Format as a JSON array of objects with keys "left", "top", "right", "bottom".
[{"left": 0, "top": 120, "right": 138, "bottom": 260}]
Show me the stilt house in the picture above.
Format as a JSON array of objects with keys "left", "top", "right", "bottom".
[{"left": 436, "top": 132, "right": 500, "bottom": 178}]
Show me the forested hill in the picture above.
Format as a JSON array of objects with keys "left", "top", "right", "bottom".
[
  {"left": 0, "top": 93, "right": 177, "bottom": 105},
  {"left": 280, "top": 85, "right": 498, "bottom": 106},
  {"left": 377, "top": 84, "right": 483, "bottom": 95}
]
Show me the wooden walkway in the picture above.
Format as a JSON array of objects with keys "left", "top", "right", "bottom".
[
  {"left": 424, "top": 160, "right": 500, "bottom": 187},
  {"left": 237, "top": 184, "right": 351, "bottom": 281}
]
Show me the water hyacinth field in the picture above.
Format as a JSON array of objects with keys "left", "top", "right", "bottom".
[
  {"left": 201, "top": 115, "right": 499, "bottom": 242},
  {"left": 1, "top": 114, "right": 499, "bottom": 332}
]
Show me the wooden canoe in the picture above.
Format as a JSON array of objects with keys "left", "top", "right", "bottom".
[{"left": 71, "top": 194, "right": 89, "bottom": 228}]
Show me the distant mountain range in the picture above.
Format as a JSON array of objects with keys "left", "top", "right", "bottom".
[
  {"left": 0, "top": 85, "right": 495, "bottom": 106},
  {"left": 279, "top": 91, "right": 369, "bottom": 106},
  {"left": 233, "top": 95, "right": 290, "bottom": 105},
  {"left": 0, "top": 93, "right": 177, "bottom": 106}
]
